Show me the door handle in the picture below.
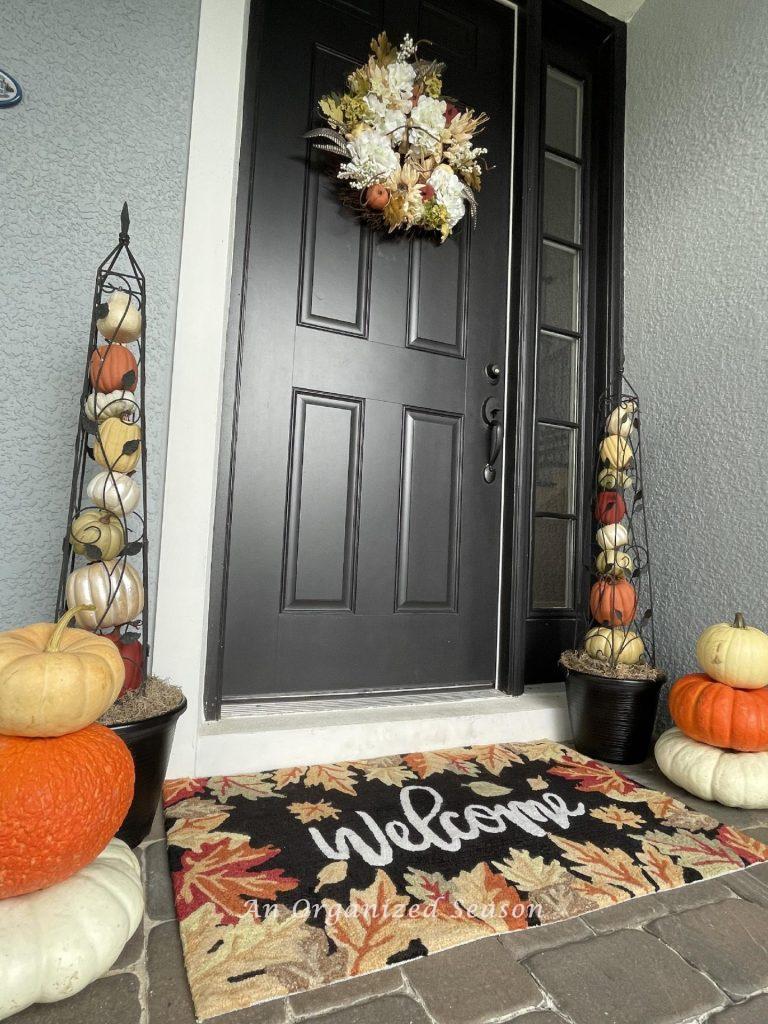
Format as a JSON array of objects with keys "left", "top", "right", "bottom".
[{"left": 481, "top": 397, "right": 503, "bottom": 483}]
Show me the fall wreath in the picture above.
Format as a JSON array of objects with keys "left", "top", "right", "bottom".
[{"left": 306, "top": 33, "right": 490, "bottom": 242}]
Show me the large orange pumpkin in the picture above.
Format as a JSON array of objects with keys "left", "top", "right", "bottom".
[
  {"left": 89, "top": 344, "right": 138, "bottom": 394},
  {"left": 669, "top": 673, "right": 768, "bottom": 752},
  {"left": 589, "top": 578, "right": 637, "bottom": 627},
  {"left": 0, "top": 724, "right": 134, "bottom": 897}
]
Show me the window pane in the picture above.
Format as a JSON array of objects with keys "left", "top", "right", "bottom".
[
  {"left": 535, "top": 424, "right": 576, "bottom": 514},
  {"left": 541, "top": 241, "right": 579, "bottom": 332},
  {"left": 545, "top": 68, "right": 583, "bottom": 157},
  {"left": 543, "top": 153, "right": 581, "bottom": 243},
  {"left": 537, "top": 331, "right": 578, "bottom": 422},
  {"left": 532, "top": 517, "right": 574, "bottom": 609}
]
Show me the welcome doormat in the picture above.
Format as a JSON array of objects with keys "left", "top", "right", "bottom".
[{"left": 163, "top": 741, "right": 768, "bottom": 1020}]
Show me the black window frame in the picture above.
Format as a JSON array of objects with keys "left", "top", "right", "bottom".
[{"left": 499, "top": 0, "right": 626, "bottom": 693}]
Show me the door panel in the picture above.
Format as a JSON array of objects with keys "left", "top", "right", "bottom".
[{"left": 214, "top": 0, "right": 516, "bottom": 702}]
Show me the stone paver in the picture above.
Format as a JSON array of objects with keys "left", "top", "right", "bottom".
[
  {"left": 647, "top": 899, "right": 768, "bottom": 1000},
  {"left": 722, "top": 867, "right": 768, "bottom": 907},
  {"left": 527, "top": 929, "right": 727, "bottom": 1024},
  {"left": 112, "top": 915, "right": 145, "bottom": 969},
  {"left": 12, "top": 973, "right": 140, "bottom": 1024},
  {"left": 404, "top": 936, "right": 544, "bottom": 1024},
  {"left": 147, "top": 920, "right": 197, "bottom": 1024},
  {"left": 500, "top": 917, "right": 593, "bottom": 959},
  {"left": 707, "top": 994, "right": 768, "bottom": 1023},
  {"left": 290, "top": 968, "right": 405, "bottom": 1018},
  {"left": 144, "top": 839, "right": 176, "bottom": 922},
  {"left": 584, "top": 878, "right": 735, "bottom": 934},
  {"left": 317, "top": 994, "right": 431, "bottom": 1023}
]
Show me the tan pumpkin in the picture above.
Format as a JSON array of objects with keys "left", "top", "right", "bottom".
[
  {"left": 598, "top": 468, "right": 632, "bottom": 490},
  {"left": 605, "top": 400, "right": 637, "bottom": 438},
  {"left": 93, "top": 418, "right": 141, "bottom": 474},
  {"left": 596, "top": 549, "right": 634, "bottom": 578},
  {"left": 599, "top": 434, "right": 633, "bottom": 469},
  {"left": 0, "top": 607, "right": 124, "bottom": 737},
  {"left": 65, "top": 561, "right": 144, "bottom": 630},
  {"left": 585, "top": 626, "right": 645, "bottom": 665},
  {"left": 69, "top": 509, "right": 125, "bottom": 561},
  {"left": 696, "top": 613, "right": 768, "bottom": 690},
  {"left": 96, "top": 289, "right": 142, "bottom": 344}
]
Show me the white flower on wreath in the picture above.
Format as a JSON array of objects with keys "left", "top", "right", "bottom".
[
  {"left": 365, "top": 93, "right": 408, "bottom": 143},
  {"left": 428, "top": 164, "right": 467, "bottom": 228},
  {"left": 409, "top": 94, "right": 447, "bottom": 154},
  {"left": 386, "top": 59, "right": 416, "bottom": 100},
  {"left": 338, "top": 128, "right": 400, "bottom": 189}
]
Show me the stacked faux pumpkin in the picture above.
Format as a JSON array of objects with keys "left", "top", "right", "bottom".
[
  {"left": 583, "top": 399, "right": 648, "bottom": 669},
  {"left": 66, "top": 289, "right": 145, "bottom": 691},
  {"left": 0, "top": 608, "right": 144, "bottom": 1018},
  {"left": 656, "top": 614, "right": 768, "bottom": 808}
]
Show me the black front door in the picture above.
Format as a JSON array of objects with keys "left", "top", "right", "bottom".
[{"left": 210, "top": 0, "right": 516, "bottom": 704}]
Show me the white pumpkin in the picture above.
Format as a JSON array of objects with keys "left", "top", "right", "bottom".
[
  {"left": 96, "top": 289, "right": 142, "bottom": 344},
  {"left": 0, "top": 839, "right": 143, "bottom": 1020},
  {"left": 696, "top": 613, "right": 768, "bottom": 690},
  {"left": 605, "top": 400, "right": 637, "bottom": 438},
  {"left": 87, "top": 471, "right": 141, "bottom": 516},
  {"left": 84, "top": 389, "right": 139, "bottom": 423},
  {"left": 655, "top": 728, "right": 768, "bottom": 809},
  {"left": 596, "top": 549, "right": 635, "bottom": 578},
  {"left": 596, "top": 523, "right": 629, "bottom": 549},
  {"left": 66, "top": 560, "right": 144, "bottom": 630},
  {"left": 599, "top": 434, "right": 634, "bottom": 469},
  {"left": 585, "top": 626, "right": 645, "bottom": 665}
]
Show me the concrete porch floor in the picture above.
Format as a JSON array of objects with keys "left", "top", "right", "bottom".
[{"left": 13, "top": 758, "right": 768, "bottom": 1024}]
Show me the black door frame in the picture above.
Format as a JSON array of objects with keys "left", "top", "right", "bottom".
[{"left": 204, "top": 0, "right": 626, "bottom": 717}]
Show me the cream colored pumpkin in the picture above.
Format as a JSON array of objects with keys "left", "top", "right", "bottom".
[
  {"left": 84, "top": 389, "right": 138, "bottom": 423},
  {"left": 65, "top": 561, "right": 144, "bottom": 630},
  {"left": 96, "top": 289, "right": 142, "bottom": 343},
  {"left": 598, "top": 468, "right": 632, "bottom": 490},
  {"left": 596, "top": 549, "right": 634, "bottom": 578},
  {"left": 0, "top": 607, "right": 124, "bottom": 737},
  {"left": 93, "top": 418, "right": 141, "bottom": 474},
  {"left": 585, "top": 626, "right": 645, "bottom": 665},
  {"left": 696, "top": 614, "right": 768, "bottom": 690},
  {"left": 599, "top": 434, "right": 633, "bottom": 469},
  {"left": 87, "top": 471, "right": 141, "bottom": 516},
  {"left": 596, "top": 523, "right": 629, "bottom": 550},
  {"left": 605, "top": 400, "right": 637, "bottom": 438},
  {"left": 69, "top": 509, "right": 125, "bottom": 561},
  {"left": 655, "top": 727, "right": 768, "bottom": 809},
  {"left": 0, "top": 839, "right": 143, "bottom": 1020}
]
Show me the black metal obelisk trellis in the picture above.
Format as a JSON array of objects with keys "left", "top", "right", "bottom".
[
  {"left": 55, "top": 204, "right": 149, "bottom": 685},
  {"left": 584, "top": 370, "right": 658, "bottom": 670}
]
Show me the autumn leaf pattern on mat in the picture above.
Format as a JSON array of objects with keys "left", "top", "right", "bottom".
[{"left": 163, "top": 740, "right": 768, "bottom": 1020}]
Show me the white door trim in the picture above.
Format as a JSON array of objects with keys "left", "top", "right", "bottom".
[
  {"left": 155, "top": 0, "right": 537, "bottom": 777},
  {"left": 153, "top": 0, "right": 250, "bottom": 777}
]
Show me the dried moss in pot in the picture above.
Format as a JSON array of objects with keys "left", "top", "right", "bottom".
[
  {"left": 560, "top": 648, "right": 664, "bottom": 682},
  {"left": 99, "top": 675, "right": 183, "bottom": 726}
]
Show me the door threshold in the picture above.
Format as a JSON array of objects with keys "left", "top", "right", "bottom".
[
  {"left": 190, "top": 684, "right": 569, "bottom": 776},
  {"left": 219, "top": 685, "right": 509, "bottom": 719}
]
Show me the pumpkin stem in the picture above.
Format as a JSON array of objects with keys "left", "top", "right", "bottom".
[
  {"left": 45, "top": 605, "right": 96, "bottom": 651},
  {"left": 733, "top": 612, "right": 747, "bottom": 630}
]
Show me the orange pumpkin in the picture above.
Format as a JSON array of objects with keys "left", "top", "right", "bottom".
[
  {"left": 89, "top": 344, "right": 138, "bottom": 394},
  {"left": 589, "top": 578, "right": 637, "bottom": 627},
  {"left": 0, "top": 724, "right": 134, "bottom": 897},
  {"left": 669, "top": 673, "right": 768, "bottom": 752}
]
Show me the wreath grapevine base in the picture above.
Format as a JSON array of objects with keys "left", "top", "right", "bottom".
[{"left": 306, "top": 33, "right": 490, "bottom": 242}]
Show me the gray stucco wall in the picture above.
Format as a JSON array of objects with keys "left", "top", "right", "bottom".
[
  {"left": 0, "top": 0, "right": 200, "bottom": 633},
  {"left": 625, "top": 0, "right": 768, "bottom": 719}
]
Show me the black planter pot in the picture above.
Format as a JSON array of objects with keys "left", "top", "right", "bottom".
[
  {"left": 565, "top": 671, "right": 665, "bottom": 765},
  {"left": 108, "top": 697, "right": 187, "bottom": 848}
]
